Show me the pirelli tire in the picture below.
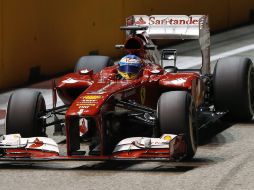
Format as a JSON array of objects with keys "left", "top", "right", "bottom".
[
  {"left": 74, "top": 55, "right": 114, "bottom": 73},
  {"left": 157, "top": 91, "right": 198, "bottom": 160},
  {"left": 6, "top": 90, "right": 46, "bottom": 137},
  {"left": 213, "top": 57, "right": 254, "bottom": 121}
]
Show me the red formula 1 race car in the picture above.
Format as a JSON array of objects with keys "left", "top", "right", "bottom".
[{"left": 3, "top": 15, "right": 254, "bottom": 162}]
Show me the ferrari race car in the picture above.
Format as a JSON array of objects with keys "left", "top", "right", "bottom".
[{"left": 2, "top": 15, "right": 254, "bottom": 162}]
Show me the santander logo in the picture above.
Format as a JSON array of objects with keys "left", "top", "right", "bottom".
[
  {"left": 149, "top": 16, "right": 199, "bottom": 25},
  {"left": 130, "top": 15, "right": 201, "bottom": 26},
  {"left": 134, "top": 17, "right": 147, "bottom": 25},
  {"left": 29, "top": 138, "right": 44, "bottom": 148}
]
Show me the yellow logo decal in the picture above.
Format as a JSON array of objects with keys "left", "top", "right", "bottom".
[
  {"left": 140, "top": 86, "right": 146, "bottom": 105},
  {"left": 163, "top": 135, "right": 172, "bottom": 141},
  {"left": 83, "top": 95, "right": 102, "bottom": 100}
]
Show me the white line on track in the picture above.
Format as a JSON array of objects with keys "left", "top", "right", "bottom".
[
  {"left": 211, "top": 43, "right": 254, "bottom": 61},
  {"left": 177, "top": 43, "right": 254, "bottom": 69}
]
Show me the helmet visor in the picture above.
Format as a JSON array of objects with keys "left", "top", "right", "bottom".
[{"left": 118, "top": 64, "right": 141, "bottom": 74}]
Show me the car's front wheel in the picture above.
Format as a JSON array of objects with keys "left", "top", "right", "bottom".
[
  {"left": 157, "top": 91, "right": 198, "bottom": 160},
  {"left": 6, "top": 90, "right": 46, "bottom": 137}
]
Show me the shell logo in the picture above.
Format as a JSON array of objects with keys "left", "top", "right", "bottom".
[
  {"left": 163, "top": 135, "right": 172, "bottom": 141},
  {"left": 83, "top": 95, "right": 102, "bottom": 100}
]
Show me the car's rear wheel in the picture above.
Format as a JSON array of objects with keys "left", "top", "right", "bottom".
[
  {"left": 74, "top": 55, "right": 114, "bottom": 73},
  {"left": 6, "top": 90, "right": 46, "bottom": 137},
  {"left": 157, "top": 91, "right": 198, "bottom": 160},
  {"left": 213, "top": 57, "right": 254, "bottom": 121}
]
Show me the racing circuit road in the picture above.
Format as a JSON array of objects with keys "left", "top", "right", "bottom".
[{"left": 0, "top": 24, "right": 254, "bottom": 190}]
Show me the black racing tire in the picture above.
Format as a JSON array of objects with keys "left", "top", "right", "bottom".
[
  {"left": 158, "top": 91, "right": 198, "bottom": 160},
  {"left": 213, "top": 57, "right": 254, "bottom": 121},
  {"left": 6, "top": 90, "right": 46, "bottom": 137},
  {"left": 74, "top": 55, "right": 114, "bottom": 73}
]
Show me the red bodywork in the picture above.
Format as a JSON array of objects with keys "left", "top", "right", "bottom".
[{"left": 54, "top": 34, "right": 204, "bottom": 159}]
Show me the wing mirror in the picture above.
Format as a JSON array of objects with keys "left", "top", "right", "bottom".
[{"left": 161, "top": 49, "right": 177, "bottom": 68}]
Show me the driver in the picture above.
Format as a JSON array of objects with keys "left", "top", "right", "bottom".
[{"left": 117, "top": 54, "right": 143, "bottom": 80}]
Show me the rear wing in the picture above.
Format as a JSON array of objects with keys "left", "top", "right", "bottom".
[{"left": 126, "top": 15, "right": 211, "bottom": 74}]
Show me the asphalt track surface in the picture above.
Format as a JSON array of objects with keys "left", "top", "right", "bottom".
[{"left": 0, "top": 24, "right": 254, "bottom": 190}]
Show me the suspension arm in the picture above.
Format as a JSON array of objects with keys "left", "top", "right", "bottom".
[{"left": 116, "top": 100, "right": 156, "bottom": 113}]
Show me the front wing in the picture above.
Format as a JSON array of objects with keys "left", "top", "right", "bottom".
[{"left": 0, "top": 134, "right": 187, "bottom": 162}]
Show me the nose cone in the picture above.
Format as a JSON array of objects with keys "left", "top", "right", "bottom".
[
  {"left": 66, "top": 93, "right": 109, "bottom": 116},
  {"left": 65, "top": 79, "right": 141, "bottom": 117}
]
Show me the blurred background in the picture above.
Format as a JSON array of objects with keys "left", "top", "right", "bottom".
[{"left": 0, "top": 0, "right": 254, "bottom": 89}]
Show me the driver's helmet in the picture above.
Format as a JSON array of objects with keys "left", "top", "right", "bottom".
[{"left": 118, "top": 54, "right": 142, "bottom": 80}]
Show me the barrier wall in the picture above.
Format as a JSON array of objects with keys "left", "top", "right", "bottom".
[{"left": 0, "top": 0, "right": 254, "bottom": 88}]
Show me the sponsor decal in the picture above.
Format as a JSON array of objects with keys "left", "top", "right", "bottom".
[
  {"left": 120, "top": 56, "right": 141, "bottom": 65},
  {"left": 77, "top": 103, "right": 96, "bottom": 106},
  {"left": 79, "top": 106, "right": 90, "bottom": 109},
  {"left": 62, "top": 78, "right": 78, "bottom": 84},
  {"left": 83, "top": 95, "right": 102, "bottom": 100},
  {"left": 29, "top": 138, "right": 44, "bottom": 148},
  {"left": 140, "top": 86, "right": 146, "bottom": 105},
  {"left": 80, "top": 99, "right": 97, "bottom": 103},
  {"left": 149, "top": 16, "right": 199, "bottom": 25},
  {"left": 132, "top": 15, "right": 200, "bottom": 26},
  {"left": 97, "top": 82, "right": 114, "bottom": 93},
  {"left": 134, "top": 17, "right": 147, "bottom": 25},
  {"left": 163, "top": 135, "right": 172, "bottom": 141},
  {"left": 79, "top": 119, "right": 88, "bottom": 136},
  {"left": 79, "top": 69, "right": 90, "bottom": 74},
  {"left": 170, "top": 78, "right": 186, "bottom": 85},
  {"left": 77, "top": 109, "right": 84, "bottom": 116},
  {"left": 126, "top": 16, "right": 134, "bottom": 26},
  {"left": 89, "top": 82, "right": 115, "bottom": 93}
]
